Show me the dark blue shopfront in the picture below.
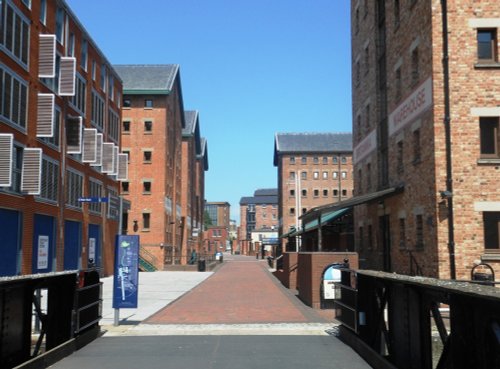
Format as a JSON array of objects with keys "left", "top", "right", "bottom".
[
  {"left": 32, "top": 214, "right": 56, "bottom": 274},
  {"left": 0, "top": 208, "right": 22, "bottom": 276},
  {"left": 64, "top": 220, "right": 82, "bottom": 270}
]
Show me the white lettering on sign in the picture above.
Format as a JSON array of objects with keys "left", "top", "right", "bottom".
[
  {"left": 353, "top": 129, "right": 377, "bottom": 164},
  {"left": 389, "top": 77, "right": 433, "bottom": 136}
]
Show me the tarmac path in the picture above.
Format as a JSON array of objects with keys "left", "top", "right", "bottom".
[{"left": 49, "top": 254, "right": 371, "bottom": 369}]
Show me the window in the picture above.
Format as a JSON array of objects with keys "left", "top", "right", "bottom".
[
  {"left": 333, "top": 171, "right": 338, "bottom": 179},
  {"left": 100, "top": 64, "right": 106, "bottom": 92},
  {"left": 122, "top": 150, "right": 130, "bottom": 163},
  {"left": 341, "top": 156, "right": 347, "bottom": 164},
  {"left": 121, "top": 181, "right": 129, "bottom": 193},
  {"left": 290, "top": 156, "right": 295, "bottom": 164},
  {"left": 323, "top": 189, "right": 328, "bottom": 197},
  {"left": 66, "top": 169, "right": 83, "bottom": 209},
  {"left": 483, "top": 212, "right": 500, "bottom": 250},
  {"left": 143, "top": 181, "right": 152, "bottom": 194},
  {"left": 413, "top": 129, "right": 421, "bottom": 163},
  {"left": 342, "top": 171, "right": 347, "bottom": 179},
  {"left": 91, "top": 90, "right": 105, "bottom": 130},
  {"left": 397, "top": 141, "right": 404, "bottom": 172},
  {"left": 123, "top": 120, "right": 130, "bottom": 133},
  {"left": 357, "top": 115, "right": 362, "bottom": 140},
  {"left": 70, "top": 74, "right": 86, "bottom": 114},
  {"left": 145, "top": 99, "right": 153, "bottom": 108},
  {"left": 365, "top": 104, "right": 370, "bottom": 132},
  {"left": 80, "top": 39, "right": 88, "bottom": 70},
  {"left": 322, "top": 171, "right": 328, "bottom": 179},
  {"left": 0, "top": 65, "right": 28, "bottom": 130},
  {"left": 39, "top": 158, "right": 59, "bottom": 203},
  {"left": 123, "top": 99, "right": 131, "bottom": 108},
  {"left": 342, "top": 189, "right": 347, "bottom": 197},
  {"left": 301, "top": 156, "right": 307, "bottom": 164},
  {"left": 289, "top": 171, "right": 295, "bottom": 180},
  {"left": 143, "top": 151, "right": 152, "bottom": 162},
  {"left": 399, "top": 218, "right": 406, "bottom": 249},
  {"left": 301, "top": 171, "right": 307, "bottom": 180},
  {"left": 367, "top": 225, "right": 373, "bottom": 249},
  {"left": 40, "top": 0, "right": 47, "bottom": 24},
  {"left": 3, "top": 4, "right": 30, "bottom": 67},
  {"left": 395, "top": 67, "right": 402, "bottom": 101},
  {"left": 416, "top": 214, "right": 424, "bottom": 249},
  {"left": 333, "top": 156, "right": 338, "bottom": 164},
  {"left": 322, "top": 156, "right": 328, "bottom": 164},
  {"left": 289, "top": 208, "right": 295, "bottom": 216},
  {"left": 88, "top": 179, "right": 102, "bottom": 214},
  {"left": 394, "top": 0, "right": 400, "bottom": 27},
  {"left": 144, "top": 120, "right": 153, "bottom": 132},
  {"left": 40, "top": 106, "right": 60, "bottom": 148},
  {"left": 313, "top": 171, "right": 319, "bottom": 179},
  {"left": 92, "top": 60, "right": 96, "bottom": 80},
  {"left": 359, "top": 226, "right": 364, "bottom": 250},
  {"left": 68, "top": 33, "right": 75, "bottom": 57},
  {"left": 289, "top": 189, "right": 295, "bottom": 196},
  {"left": 142, "top": 213, "right": 151, "bottom": 230},
  {"left": 313, "top": 189, "right": 319, "bottom": 197},
  {"left": 301, "top": 189, "right": 307, "bottom": 197},
  {"left": 358, "top": 169, "right": 362, "bottom": 193},
  {"left": 477, "top": 29, "right": 497, "bottom": 62},
  {"left": 411, "top": 47, "right": 419, "bottom": 84},
  {"left": 109, "top": 75, "right": 114, "bottom": 101},
  {"left": 313, "top": 157, "right": 319, "bottom": 164},
  {"left": 56, "top": 7, "right": 65, "bottom": 44},
  {"left": 302, "top": 208, "right": 307, "bottom": 215},
  {"left": 479, "top": 117, "right": 499, "bottom": 158},
  {"left": 333, "top": 189, "right": 339, "bottom": 197},
  {"left": 108, "top": 109, "right": 120, "bottom": 143}
]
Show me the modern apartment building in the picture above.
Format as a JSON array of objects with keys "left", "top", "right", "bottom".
[
  {"left": 0, "top": 0, "right": 125, "bottom": 276},
  {"left": 351, "top": 0, "right": 500, "bottom": 280},
  {"left": 115, "top": 64, "right": 185, "bottom": 269},
  {"left": 205, "top": 201, "right": 231, "bottom": 228},
  {"left": 273, "top": 133, "right": 353, "bottom": 251},
  {"left": 182, "top": 110, "right": 208, "bottom": 261}
]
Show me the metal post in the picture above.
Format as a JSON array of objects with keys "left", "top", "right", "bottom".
[
  {"left": 113, "top": 196, "right": 123, "bottom": 326},
  {"left": 113, "top": 308, "right": 119, "bottom": 326}
]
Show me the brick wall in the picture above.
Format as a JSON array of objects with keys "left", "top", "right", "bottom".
[{"left": 297, "top": 252, "right": 359, "bottom": 309}]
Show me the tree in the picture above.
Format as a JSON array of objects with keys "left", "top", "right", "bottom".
[{"left": 203, "top": 210, "right": 213, "bottom": 229}]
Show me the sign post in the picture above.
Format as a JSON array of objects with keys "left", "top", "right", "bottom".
[{"left": 112, "top": 235, "right": 140, "bottom": 326}]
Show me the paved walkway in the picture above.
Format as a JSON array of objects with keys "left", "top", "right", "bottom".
[{"left": 49, "top": 253, "right": 371, "bottom": 369}]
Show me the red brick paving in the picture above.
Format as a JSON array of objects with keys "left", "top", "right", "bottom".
[{"left": 146, "top": 257, "right": 332, "bottom": 324}]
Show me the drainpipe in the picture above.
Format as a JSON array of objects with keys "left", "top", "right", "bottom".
[{"left": 441, "top": 0, "right": 456, "bottom": 280}]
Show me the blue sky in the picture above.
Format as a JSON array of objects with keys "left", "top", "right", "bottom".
[{"left": 66, "top": 0, "right": 352, "bottom": 222}]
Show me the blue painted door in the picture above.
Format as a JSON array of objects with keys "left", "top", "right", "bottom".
[
  {"left": 88, "top": 224, "right": 101, "bottom": 267},
  {"left": 64, "top": 220, "right": 82, "bottom": 270},
  {"left": 32, "top": 214, "right": 56, "bottom": 274},
  {"left": 0, "top": 208, "right": 22, "bottom": 276}
]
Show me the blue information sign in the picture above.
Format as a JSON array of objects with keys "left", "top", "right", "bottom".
[
  {"left": 112, "top": 235, "right": 140, "bottom": 309},
  {"left": 78, "top": 197, "right": 109, "bottom": 203}
]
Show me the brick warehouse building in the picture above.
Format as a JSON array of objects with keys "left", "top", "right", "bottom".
[
  {"left": 273, "top": 133, "right": 353, "bottom": 252},
  {"left": 350, "top": 0, "right": 500, "bottom": 280},
  {"left": 115, "top": 65, "right": 186, "bottom": 270},
  {"left": 0, "top": 0, "right": 125, "bottom": 276},
  {"left": 239, "top": 189, "right": 278, "bottom": 255},
  {"left": 204, "top": 201, "right": 230, "bottom": 253},
  {"left": 182, "top": 111, "right": 208, "bottom": 261}
]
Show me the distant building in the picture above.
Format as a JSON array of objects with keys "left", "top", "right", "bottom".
[
  {"left": 115, "top": 64, "right": 185, "bottom": 268},
  {"left": 182, "top": 111, "right": 208, "bottom": 261},
  {"left": 0, "top": 0, "right": 124, "bottom": 276},
  {"left": 273, "top": 133, "right": 353, "bottom": 251},
  {"left": 239, "top": 188, "right": 278, "bottom": 240},
  {"left": 205, "top": 201, "right": 231, "bottom": 228},
  {"left": 350, "top": 0, "right": 500, "bottom": 280}
]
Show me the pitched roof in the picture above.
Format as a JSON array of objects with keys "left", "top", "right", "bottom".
[
  {"left": 273, "top": 132, "right": 353, "bottom": 166},
  {"left": 254, "top": 188, "right": 278, "bottom": 196},
  {"left": 113, "top": 64, "right": 179, "bottom": 94},
  {"left": 197, "top": 137, "right": 209, "bottom": 171},
  {"left": 183, "top": 111, "right": 198, "bottom": 135}
]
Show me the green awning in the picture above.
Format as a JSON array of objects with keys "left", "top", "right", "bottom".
[
  {"left": 320, "top": 208, "right": 350, "bottom": 225},
  {"left": 281, "top": 228, "right": 299, "bottom": 238},
  {"left": 304, "top": 219, "right": 319, "bottom": 231}
]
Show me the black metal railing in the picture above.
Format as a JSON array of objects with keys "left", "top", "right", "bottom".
[
  {"left": 335, "top": 269, "right": 500, "bottom": 369},
  {"left": 0, "top": 269, "right": 102, "bottom": 369}
]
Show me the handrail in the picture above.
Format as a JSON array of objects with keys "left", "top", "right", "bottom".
[{"left": 139, "top": 245, "right": 159, "bottom": 269}]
